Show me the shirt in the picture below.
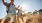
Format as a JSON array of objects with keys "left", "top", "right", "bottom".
[
  {"left": 18, "top": 9, "right": 22, "bottom": 16},
  {"left": 4, "top": 3, "right": 16, "bottom": 14},
  {"left": 8, "top": 3, "right": 16, "bottom": 14}
]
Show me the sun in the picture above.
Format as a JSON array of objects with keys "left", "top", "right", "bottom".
[
  {"left": 20, "top": 3, "right": 29, "bottom": 13},
  {"left": 20, "top": 4, "right": 28, "bottom": 10}
]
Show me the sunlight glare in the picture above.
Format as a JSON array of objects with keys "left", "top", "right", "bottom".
[{"left": 20, "top": 3, "right": 29, "bottom": 13}]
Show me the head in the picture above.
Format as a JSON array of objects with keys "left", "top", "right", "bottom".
[{"left": 11, "top": 0, "right": 14, "bottom": 3}]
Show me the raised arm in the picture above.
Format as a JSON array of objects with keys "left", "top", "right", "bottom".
[
  {"left": 2, "top": 0, "right": 6, "bottom": 5},
  {"left": 16, "top": 5, "right": 20, "bottom": 10},
  {"left": 2, "top": 0, "right": 10, "bottom": 6},
  {"left": 21, "top": 9, "right": 25, "bottom": 13}
]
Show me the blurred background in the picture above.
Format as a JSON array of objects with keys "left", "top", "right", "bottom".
[{"left": 0, "top": 0, "right": 42, "bottom": 20}]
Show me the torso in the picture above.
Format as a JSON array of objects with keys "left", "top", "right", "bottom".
[
  {"left": 7, "top": 3, "right": 16, "bottom": 14},
  {"left": 18, "top": 10, "right": 22, "bottom": 16}
]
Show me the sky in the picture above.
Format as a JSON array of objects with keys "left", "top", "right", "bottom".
[{"left": 0, "top": 0, "right": 42, "bottom": 19}]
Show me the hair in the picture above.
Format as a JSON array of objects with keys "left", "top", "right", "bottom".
[
  {"left": 11, "top": 0, "right": 14, "bottom": 1},
  {"left": 11, "top": 0, "right": 13, "bottom": 1}
]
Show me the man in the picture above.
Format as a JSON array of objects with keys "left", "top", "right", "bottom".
[
  {"left": 17, "top": 7, "right": 24, "bottom": 23},
  {"left": 1, "top": 0, "right": 19, "bottom": 23}
]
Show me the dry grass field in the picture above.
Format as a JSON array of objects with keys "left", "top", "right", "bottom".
[{"left": 0, "top": 14, "right": 42, "bottom": 23}]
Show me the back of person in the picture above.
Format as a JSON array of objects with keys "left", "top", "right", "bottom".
[{"left": 17, "top": 9, "right": 22, "bottom": 16}]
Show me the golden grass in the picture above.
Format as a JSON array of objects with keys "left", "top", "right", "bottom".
[{"left": 0, "top": 14, "right": 42, "bottom": 23}]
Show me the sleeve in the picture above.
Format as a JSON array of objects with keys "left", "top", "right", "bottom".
[{"left": 4, "top": 2, "right": 10, "bottom": 6}]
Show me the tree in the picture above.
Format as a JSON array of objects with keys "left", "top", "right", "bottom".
[
  {"left": 33, "top": 10, "right": 38, "bottom": 14},
  {"left": 39, "top": 9, "right": 42, "bottom": 15}
]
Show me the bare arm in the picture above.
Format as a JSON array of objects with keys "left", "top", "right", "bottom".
[
  {"left": 2, "top": 0, "right": 6, "bottom": 5},
  {"left": 2, "top": 0, "right": 10, "bottom": 6},
  {"left": 16, "top": 5, "right": 20, "bottom": 10},
  {"left": 21, "top": 10, "right": 25, "bottom": 13}
]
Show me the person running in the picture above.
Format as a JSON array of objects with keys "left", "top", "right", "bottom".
[
  {"left": 17, "top": 7, "right": 24, "bottom": 23},
  {"left": 1, "top": 0, "right": 19, "bottom": 23}
]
